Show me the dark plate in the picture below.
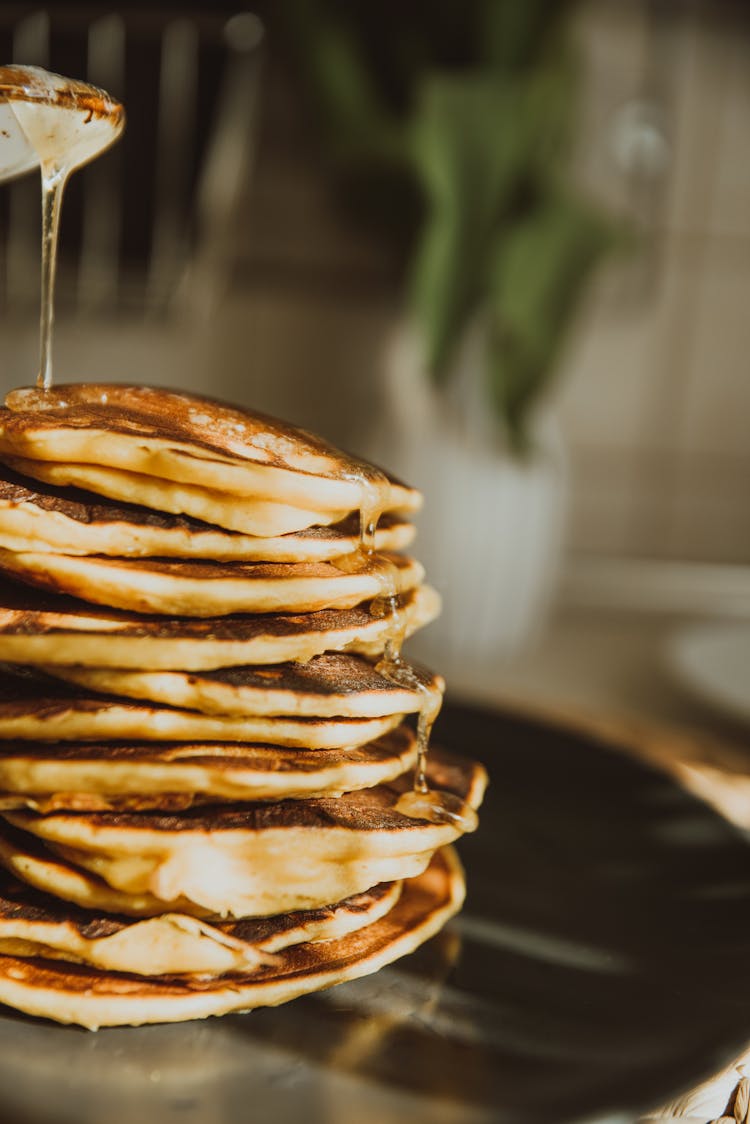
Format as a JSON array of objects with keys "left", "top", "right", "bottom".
[{"left": 0, "top": 701, "right": 749, "bottom": 1124}]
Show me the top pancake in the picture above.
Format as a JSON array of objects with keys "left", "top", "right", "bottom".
[{"left": 0, "top": 385, "right": 421, "bottom": 516}]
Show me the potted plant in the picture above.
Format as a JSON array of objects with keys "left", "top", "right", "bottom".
[{"left": 276, "top": 0, "right": 615, "bottom": 681}]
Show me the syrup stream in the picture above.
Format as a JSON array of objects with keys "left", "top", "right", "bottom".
[
  {"left": 37, "top": 164, "right": 68, "bottom": 391},
  {"left": 335, "top": 460, "right": 477, "bottom": 833}
]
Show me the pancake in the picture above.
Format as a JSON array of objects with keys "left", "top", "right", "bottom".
[
  {"left": 51, "top": 653, "right": 444, "bottom": 720},
  {"left": 0, "top": 465, "right": 414, "bottom": 560},
  {"left": 0, "top": 549, "right": 424, "bottom": 615},
  {"left": 0, "top": 868, "right": 402, "bottom": 976},
  {"left": 3, "top": 458, "right": 348, "bottom": 537},
  {"left": 0, "top": 384, "right": 421, "bottom": 522},
  {"left": 0, "top": 581, "right": 440, "bottom": 669},
  {"left": 0, "top": 824, "right": 206, "bottom": 917},
  {"left": 0, "top": 822, "right": 208, "bottom": 917},
  {"left": 0, "top": 872, "right": 269, "bottom": 975},
  {"left": 0, "top": 847, "right": 462, "bottom": 1028},
  {"left": 3, "top": 751, "right": 486, "bottom": 916},
  {"left": 0, "top": 668, "right": 404, "bottom": 749},
  {"left": 0, "top": 725, "right": 418, "bottom": 805}
]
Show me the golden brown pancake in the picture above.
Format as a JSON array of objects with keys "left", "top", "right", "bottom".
[
  {"left": 0, "top": 724, "right": 419, "bottom": 805},
  {"left": 0, "top": 384, "right": 421, "bottom": 520},
  {"left": 0, "top": 549, "right": 424, "bottom": 615},
  {"left": 0, "top": 824, "right": 209, "bottom": 917},
  {"left": 0, "top": 868, "right": 402, "bottom": 976},
  {"left": 3, "top": 751, "right": 486, "bottom": 916},
  {"left": 4, "top": 457, "right": 349, "bottom": 537},
  {"left": 0, "top": 580, "right": 440, "bottom": 669},
  {"left": 51, "top": 653, "right": 443, "bottom": 720},
  {"left": 0, "top": 465, "right": 414, "bottom": 560},
  {"left": 2, "top": 460, "right": 346, "bottom": 539},
  {"left": 0, "top": 871, "right": 268, "bottom": 976},
  {"left": 0, "top": 666, "right": 405, "bottom": 749},
  {"left": 0, "top": 847, "right": 462, "bottom": 1027}
]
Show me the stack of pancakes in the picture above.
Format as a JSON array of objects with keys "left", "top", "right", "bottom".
[{"left": 0, "top": 384, "right": 486, "bottom": 1028}]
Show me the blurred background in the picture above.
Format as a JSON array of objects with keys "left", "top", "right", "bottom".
[{"left": 1, "top": 0, "right": 749, "bottom": 742}]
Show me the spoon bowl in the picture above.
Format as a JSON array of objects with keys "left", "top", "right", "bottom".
[{"left": 0, "top": 64, "right": 124, "bottom": 182}]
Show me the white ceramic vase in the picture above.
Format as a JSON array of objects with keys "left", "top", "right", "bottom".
[{"left": 368, "top": 323, "right": 567, "bottom": 692}]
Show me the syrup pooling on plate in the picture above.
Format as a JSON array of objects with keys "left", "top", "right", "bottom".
[
  {"left": 333, "top": 455, "right": 477, "bottom": 833},
  {"left": 0, "top": 65, "right": 124, "bottom": 391}
]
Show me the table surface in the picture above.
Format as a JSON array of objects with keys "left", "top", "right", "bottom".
[
  {"left": 452, "top": 602, "right": 750, "bottom": 1122},
  {"left": 1, "top": 700, "right": 749, "bottom": 1124}
]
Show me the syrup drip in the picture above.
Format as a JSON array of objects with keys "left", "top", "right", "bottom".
[
  {"left": 0, "top": 65, "right": 124, "bottom": 392},
  {"left": 333, "top": 456, "right": 477, "bottom": 833},
  {"left": 37, "top": 163, "right": 68, "bottom": 391}
]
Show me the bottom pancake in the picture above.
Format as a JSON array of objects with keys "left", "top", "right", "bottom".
[{"left": 0, "top": 847, "right": 463, "bottom": 1028}]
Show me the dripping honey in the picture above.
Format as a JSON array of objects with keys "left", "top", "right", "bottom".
[{"left": 333, "top": 456, "right": 477, "bottom": 833}]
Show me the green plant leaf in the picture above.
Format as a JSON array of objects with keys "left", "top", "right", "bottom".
[
  {"left": 523, "top": 47, "right": 579, "bottom": 174},
  {"left": 407, "top": 73, "right": 531, "bottom": 379},
  {"left": 273, "top": 1, "right": 620, "bottom": 443},
  {"left": 486, "top": 190, "right": 614, "bottom": 453}
]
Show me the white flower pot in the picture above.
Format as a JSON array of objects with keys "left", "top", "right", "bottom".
[{"left": 368, "top": 324, "right": 567, "bottom": 692}]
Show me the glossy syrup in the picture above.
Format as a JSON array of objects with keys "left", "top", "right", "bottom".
[
  {"left": 334, "top": 456, "right": 477, "bottom": 833},
  {"left": 0, "top": 65, "right": 124, "bottom": 391},
  {"left": 36, "top": 163, "right": 66, "bottom": 391}
]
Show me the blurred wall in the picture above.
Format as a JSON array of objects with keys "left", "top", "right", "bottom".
[
  {"left": 227, "top": 0, "right": 750, "bottom": 568},
  {"left": 557, "top": 0, "right": 750, "bottom": 565}
]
